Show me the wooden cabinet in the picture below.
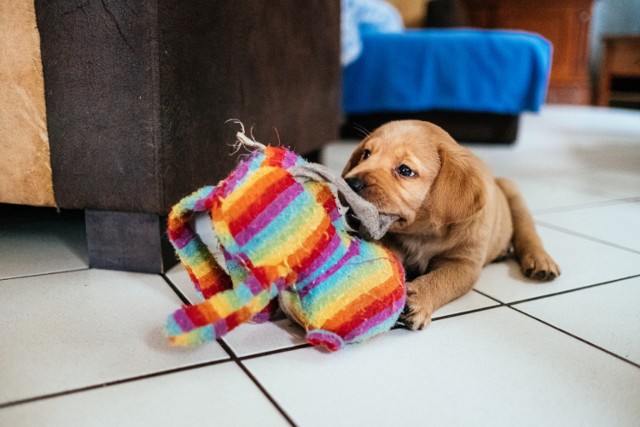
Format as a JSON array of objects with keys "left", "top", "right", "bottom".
[
  {"left": 462, "top": 0, "right": 594, "bottom": 104},
  {"left": 597, "top": 36, "right": 640, "bottom": 106}
]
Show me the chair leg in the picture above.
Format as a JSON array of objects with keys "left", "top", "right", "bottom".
[{"left": 85, "top": 210, "right": 177, "bottom": 273}]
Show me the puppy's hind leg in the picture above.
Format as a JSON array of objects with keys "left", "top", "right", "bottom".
[{"left": 496, "top": 178, "right": 560, "bottom": 281}]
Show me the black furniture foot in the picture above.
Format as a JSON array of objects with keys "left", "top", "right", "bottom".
[{"left": 85, "top": 210, "right": 177, "bottom": 274}]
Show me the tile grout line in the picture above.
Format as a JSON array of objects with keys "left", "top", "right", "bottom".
[
  {"left": 536, "top": 221, "right": 640, "bottom": 255},
  {"left": 0, "top": 359, "right": 233, "bottom": 410},
  {"left": 472, "top": 288, "right": 505, "bottom": 304},
  {"left": 160, "top": 273, "right": 298, "bottom": 426},
  {"left": 473, "top": 274, "right": 640, "bottom": 307},
  {"left": 505, "top": 273, "right": 640, "bottom": 306},
  {"left": 239, "top": 344, "right": 312, "bottom": 361},
  {"left": 0, "top": 272, "right": 238, "bottom": 410},
  {"left": 164, "top": 272, "right": 640, "bottom": 361},
  {"left": 0, "top": 274, "right": 301, "bottom": 416},
  {"left": 3, "top": 272, "right": 634, "bottom": 410},
  {"left": 531, "top": 196, "right": 640, "bottom": 216},
  {"left": 430, "top": 303, "right": 505, "bottom": 322},
  {"left": 160, "top": 273, "right": 192, "bottom": 305},
  {"left": 0, "top": 267, "right": 91, "bottom": 283},
  {"left": 508, "top": 305, "right": 640, "bottom": 370},
  {"left": 217, "top": 339, "right": 298, "bottom": 426},
  {"left": 475, "top": 279, "right": 640, "bottom": 370}
]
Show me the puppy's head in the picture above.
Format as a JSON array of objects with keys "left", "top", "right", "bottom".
[{"left": 342, "top": 120, "right": 485, "bottom": 234}]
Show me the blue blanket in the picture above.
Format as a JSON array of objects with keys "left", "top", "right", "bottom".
[{"left": 343, "top": 29, "right": 552, "bottom": 115}]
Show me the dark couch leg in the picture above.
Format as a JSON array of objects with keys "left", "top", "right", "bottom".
[{"left": 85, "top": 210, "right": 177, "bottom": 274}]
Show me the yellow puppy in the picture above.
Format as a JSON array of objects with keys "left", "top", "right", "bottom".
[{"left": 343, "top": 120, "right": 560, "bottom": 330}]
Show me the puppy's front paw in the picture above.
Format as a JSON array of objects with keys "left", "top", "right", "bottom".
[
  {"left": 520, "top": 251, "right": 560, "bottom": 281},
  {"left": 399, "top": 282, "right": 432, "bottom": 331}
]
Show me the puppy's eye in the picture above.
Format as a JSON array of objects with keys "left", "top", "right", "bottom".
[
  {"left": 362, "top": 149, "right": 371, "bottom": 160},
  {"left": 397, "top": 164, "right": 417, "bottom": 177}
]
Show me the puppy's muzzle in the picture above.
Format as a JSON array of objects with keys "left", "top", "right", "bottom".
[
  {"left": 345, "top": 177, "right": 365, "bottom": 194},
  {"left": 344, "top": 177, "right": 365, "bottom": 230},
  {"left": 346, "top": 208, "right": 361, "bottom": 231}
]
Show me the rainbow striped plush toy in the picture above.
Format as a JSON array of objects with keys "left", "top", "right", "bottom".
[{"left": 165, "top": 130, "right": 405, "bottom": 351}]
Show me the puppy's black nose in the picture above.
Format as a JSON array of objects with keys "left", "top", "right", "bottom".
[{"left": 345, "top": 177, "right": 365, "bottom": 194}]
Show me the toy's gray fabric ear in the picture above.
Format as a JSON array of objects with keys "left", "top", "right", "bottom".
[{"left": 290, "top": 163, "right": 399, "bottom": 240}]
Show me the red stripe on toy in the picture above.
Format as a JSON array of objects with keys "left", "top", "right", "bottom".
[
  {"left": 296, "top": 231, "right": 342, "bottom": 284},
  {"left": 343, "top": 285, "right": 405, "bottom": 341},
  {"left": 233, "top": 181, "right": 303, "bottom": 247},
  {"left": 183, "top": 303, "right": 214, "bottom": 328},
  {"left": 287, "top": 212, "right": 334, "bottom": 273},
  {"left": 298, "top": 242, "right": 360, "bottom": 299},
  {"left": 322, "top": 276, "right": 404, "bottom": 337},
  {"left": 263, "top": 146, "right": 287, "bottom": 167},
  {"left": 169, "top": 225, "right": 193, "bottom": 250},
  {"left": 223, "top": 306, "right": 255, "bottom": 332},
  {"left": 310, "top": 184, "right": 342, "bottom": 223},
  {"left": 195, "top": 268, "right": 233, "bottom": 299},
  {"left": 226, "top": 168, "right": 295, "bottom": 236}
]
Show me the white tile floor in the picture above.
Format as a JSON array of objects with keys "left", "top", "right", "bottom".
[{"left": 1, "top": 105, "right": 639, "bottom": 426}]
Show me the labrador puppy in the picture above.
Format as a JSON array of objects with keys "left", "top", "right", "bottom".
[{"left": 343, "top": 120, "right": 560, "bottom": 330}]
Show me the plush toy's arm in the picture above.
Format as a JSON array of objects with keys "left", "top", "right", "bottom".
[
  {"left": 166, "top": 278, "right": 279, "bottom": 346},
  {"left": 168, "top": 186, "right": 232, "bottom": 299},
  {"left": 290, "top": 163, "right": 399, "bottom": 240}
]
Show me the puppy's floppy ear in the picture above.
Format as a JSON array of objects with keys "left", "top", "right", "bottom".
[
  {"left": 428, "top": 143, "right": 486, "bottom": 225},
  {"left": 342, "top": 142, "right": 366, "bottom": 177}
]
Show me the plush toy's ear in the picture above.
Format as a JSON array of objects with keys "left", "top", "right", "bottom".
[{"left": 427, "top": 143, "right": 486, "bottom": 226}]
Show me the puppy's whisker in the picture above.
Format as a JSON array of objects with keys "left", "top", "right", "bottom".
[{"left": 351, "top": 123, "right": 371, "bottom": 139}]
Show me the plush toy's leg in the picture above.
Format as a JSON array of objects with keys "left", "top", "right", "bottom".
[
  {"left": 250, "top": 299, "right": 280, "bottom": 324},
  {"left": 223, "top": 257, "right": 279, "bottom": 324},
  {"left": 166, "top": 280, "right": 279, "bottom": 346},
  {"left": 279, "top": 290, "right": 346, "bottom": 351},
  {"left": 306, "top": 330, "right": 345, "bottom": 352},
  {"left": 168, "top": 186, "right": 233, "bottom": 299}
]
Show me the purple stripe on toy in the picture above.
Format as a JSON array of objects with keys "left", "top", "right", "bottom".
[
  {"left": 297, "top": 231, "right": 342, "bottom": 282},
  {"left": 244, "top": 274, "right": 266, "bottom": 295},
  {"left": 219, "top": 154, "right": 257, "bottom": 198},
  {"left": 193, "top": 192, "right": 214, "bottom": 212},
  {"left": 171, "top": 226, "right": 196, "bottom": 250},
  {"left": 282, "top": 149, "right": 299, "bottom": 169},
  {"left": 343, "top": 306, "right": 395, "bottom": 342},
  {"left": 329, "top": 206, "right": 341, "bottom": 222},
  {"left": 272, "top": 278, "right": 288, "bottom": 292},
  {"left": 234, "top": 182, "right": 304, "bottom": 246},
  {"left": 214, "top": 319, "right": 229, "bottom": 338},
  {"left": 298, "top": 242, "right": 360, "bottom": 299},
  {"left": 250, "top": 310, "right": 271, "bottom": 324},
  {"left": 173, "top": 309, "right": 195, "bottom": 332}
]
